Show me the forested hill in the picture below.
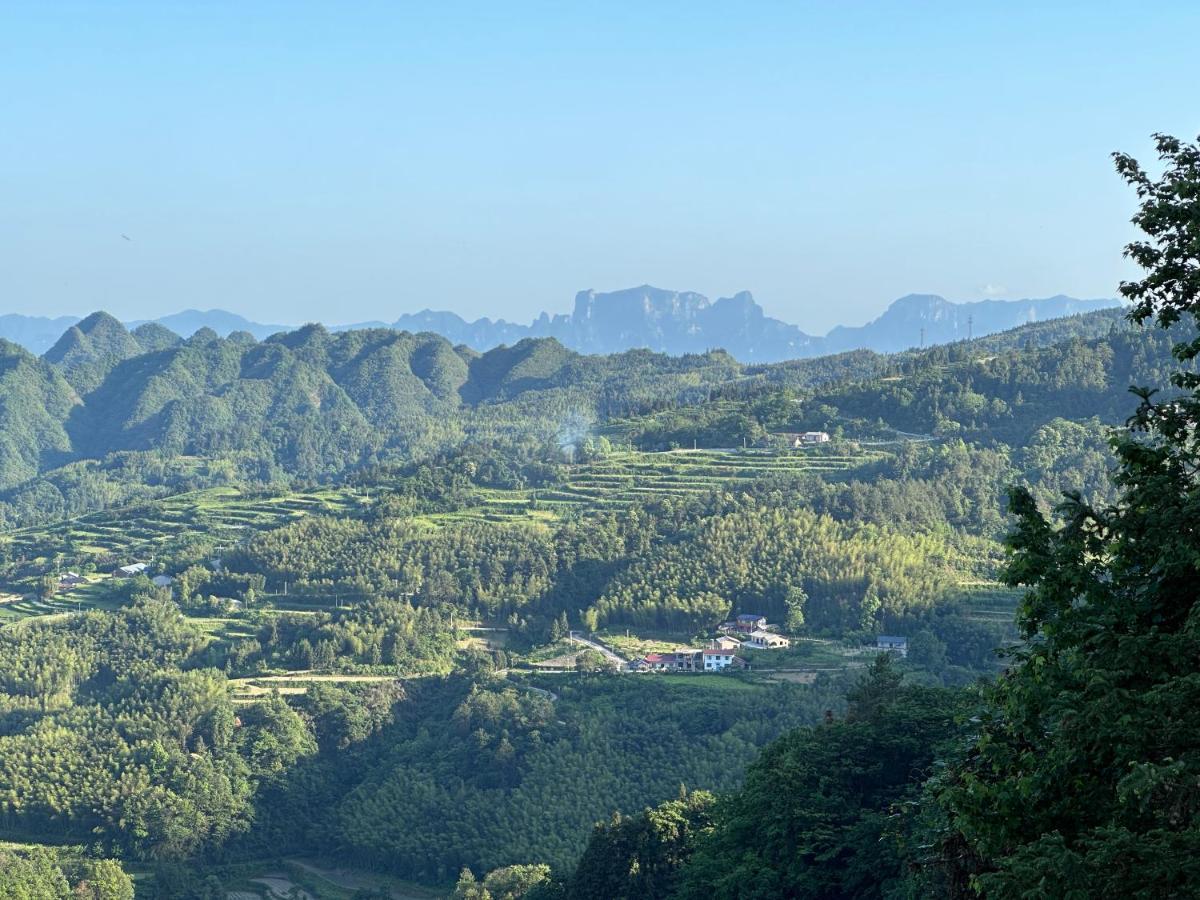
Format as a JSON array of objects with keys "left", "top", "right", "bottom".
[
  {"left": 0, "top": 320, "right": 739, "bottom": 488},
  {"left": 0, "top": 304, "right": 1159, "bottom": 528}
]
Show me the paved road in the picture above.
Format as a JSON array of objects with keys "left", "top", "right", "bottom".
[{"left": 568, "top": 632, "right": 628, "bottom": 667}]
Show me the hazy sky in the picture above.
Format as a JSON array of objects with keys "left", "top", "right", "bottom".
[{"left": 3, "top": 2, "right": 1198, "bottom": 332}]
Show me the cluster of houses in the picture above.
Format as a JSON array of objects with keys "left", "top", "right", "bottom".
[
  {"left": 724, "top": 613, "right": 792, "bottom": 649},
  {"left": 625, "top": 615, "right": 910, "bottom": 674},
  {"left": 629, "top": 642, "right": 747, "bottom": 673},
  {"left": 52, "top": 562, "right": 174, "bottom": 594},
  {"left": 107, "top": 563, "right": 175, "bottom": 587},
  {"left": 629, "top": 614, "right": 792, "bottom": 674}
]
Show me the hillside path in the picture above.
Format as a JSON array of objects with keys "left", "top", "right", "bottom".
[{"left": 568, "top": 632, "right": 628, "bottom": 666}]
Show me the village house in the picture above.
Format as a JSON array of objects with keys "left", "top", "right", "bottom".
[
  {"left": 633, "top": 644, "right": 749, "bottom": 674},
  {"left": 112, "top": 563, "right": 148, "bottom": 578},
  {"left": 631, "top": 649, "right": 706, "bottom": 672},
  {"left": 777, "top": 431, "right": 832, "bottom": 448},
  {"left": 664, "top": 649, "right": 703, "bottom": 671},
  {"left": 745, "top": 629, "right": 791, "bottom": 649},
  {"left": 712, "top": 635, "right": 743, "bottom": 652},
  {"left": 58, "top": 572, "right": 86, "bottom": 588},
  {"left": 733, "top": 614, "right": 768, "bottom": 633},
  {"left": 702, "top": 649, "right": 748, "bottom": 671},
  {"left": 876, "top": 635, "right": 908, "bottom": 657}
]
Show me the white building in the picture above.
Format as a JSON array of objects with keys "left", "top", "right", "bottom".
[
  {"left": 745, "top": 630, "right": 790, "bottom": 649},
  {"left": 876, "top": 635, "right": 908, "bottom": 657},
  {"left": 702, "top": 649, "right": 747, "bottom": 671}
]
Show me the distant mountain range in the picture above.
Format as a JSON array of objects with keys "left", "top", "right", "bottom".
[{"left": 0, "top": 287, "right": 1121, "bottom": 361}]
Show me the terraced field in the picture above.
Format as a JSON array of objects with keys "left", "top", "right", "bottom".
[
  {"left": 0, "top": 578, "right": 129, "bottom": 623},
  {"left": 0, "top": 448, "right": 880, "bottom": 598},
  {"left": 2, "top": 485, "right": 367, "bottom": 579},
  {"left": 441, "top": 448, "right": 882, "bottom": 524},
  {"left": 958, "top": 585, "right": 1022, "bottom": 624},
  {"left": 550, "top": 448, "right": 879, "bottom": 506}
]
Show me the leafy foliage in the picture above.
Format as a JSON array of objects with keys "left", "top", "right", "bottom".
[
  {"left": 671, "top": 658, "right": 963, "bottom": 899},
  {"left": 0, "top": 846, "right": 133, "bottom": 900},
  {"left": 928, "top": 134, "right": 1200, "bottom": 898},
  {"left": 0, "top": 602, "right": 315, "bottom": 859},
  {"left": 243, "top": 675, "right": 843, "bottom": 882}
]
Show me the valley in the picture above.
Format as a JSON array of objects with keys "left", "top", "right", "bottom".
[
  {"left": 7, "top": 4, "right": 1198, "bottom": 895},
  {"left": 0, "top": 289, "right": 1184, "bottom": 897}
]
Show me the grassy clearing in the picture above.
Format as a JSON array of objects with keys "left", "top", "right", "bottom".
[
  {"left": 597, "top": 630, "right": 693, "bottom": 659},
  {"left": 228, "top": 673, "right": 403, "bottom": 702},
  {"left": 284, "top": 858, "right": 442, "bottom": 900},
  {"left": 655, "top": 673, "right": 762, "bottom": 691},
  {"left": 740, "top": 641, "right": 857, "bottom": 670},
  {"left": 520, "top": 640, "right": 574, "bottom": 662}
]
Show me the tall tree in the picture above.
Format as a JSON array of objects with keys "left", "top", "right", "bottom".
[
  {"left": 674, "top": 656, "right": 963, "bottom": 900},
  {"left": 568, "top": 791, "right": 716, "bottom": 900},
  {"left": 932, "top": 134, "right": 1200, "bottom": 897}
]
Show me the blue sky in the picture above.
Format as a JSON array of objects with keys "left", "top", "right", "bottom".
[{"left": 2, "top": 1, "right": 1197, "bottom": 332}]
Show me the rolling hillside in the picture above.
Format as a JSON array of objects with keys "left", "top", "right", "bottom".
[{"left": 0, "top": 304, "right": 1162, "bottom": 534}]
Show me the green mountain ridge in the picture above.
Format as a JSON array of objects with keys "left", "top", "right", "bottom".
[{"left": 0, "top": 306, "right": 1162, "bottom": 529}]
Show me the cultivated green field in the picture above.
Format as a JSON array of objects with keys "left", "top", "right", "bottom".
[
  {"left": 0, "top": 447, "right": 886, "bottom": 626},
  {"left": 433, "top": 447, "right": 882, "bottom": 524},
  {"left": 544, "top": 447, "right": 879, "bottom": 506},
  {"left": 0, "top": 485, "right": 367, "bottom": 583}
]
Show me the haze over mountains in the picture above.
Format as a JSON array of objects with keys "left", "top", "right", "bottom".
[{"left": 1, "top": 287, "right": 1120, "bottom": 362}]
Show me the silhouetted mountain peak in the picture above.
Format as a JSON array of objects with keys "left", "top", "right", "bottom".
[
  {"left": 823, "top": 293, "right": 1120, "bottom": 354},
  {"left": 137, "top": 309, "right": 291, "bottom": 341},
  {"left": 11, "top": 287, "right": 1124, "bottom": 366},
  {"left": 889, "top": 293, "right": 951, "bottom": 310}
]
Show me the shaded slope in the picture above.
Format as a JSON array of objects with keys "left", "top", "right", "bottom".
[
  {"left": 0, "top": 340, "right": 79, "bottom": 489},
  {"left": 43, "top": 311, "right": 145, "bottom": 394}
]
